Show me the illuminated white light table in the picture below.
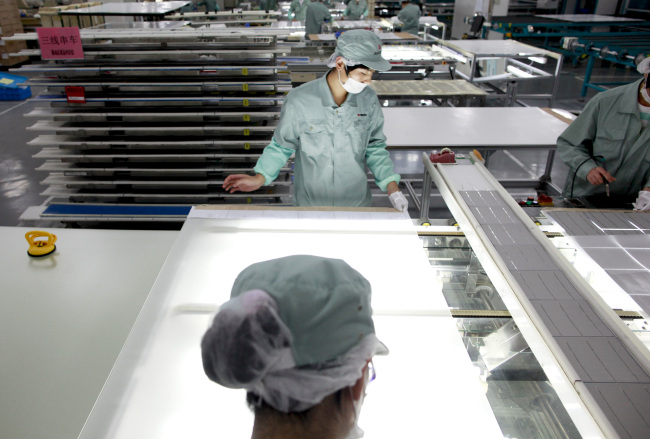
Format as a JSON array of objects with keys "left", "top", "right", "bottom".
[{"left": 78, "top": 206, "right": 503, "bottom": 439}]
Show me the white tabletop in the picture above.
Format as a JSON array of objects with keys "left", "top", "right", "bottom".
[
  {"left": 0, "top": 227, "right": 177, "bottom": 439},
  {"left": 77, "top": 207, "right": 503, "bottom": 439},
  {"left": 383, "top": 107, "right": 570, "bottom": 148},
  {"left": 440, "top": 39, "right": 553, "bottom": 56}
]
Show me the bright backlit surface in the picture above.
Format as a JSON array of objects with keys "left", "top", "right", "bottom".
[{"left": 78, "top": 212, "right": 503, "bottom": 439}]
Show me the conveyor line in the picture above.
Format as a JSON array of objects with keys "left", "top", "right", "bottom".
[{"left": 425, "top": 153, "right": 650, "bottom": 439}]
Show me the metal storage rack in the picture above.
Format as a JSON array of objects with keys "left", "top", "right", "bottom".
[{"left": 9, "top": 28, "right": 292, "bottom": 222}]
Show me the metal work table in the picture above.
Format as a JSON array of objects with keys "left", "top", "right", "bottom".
[
  {"left": 59, "top": 1, "right": 190, "bottom": 19},
  {"left": 0, "top": 227, "right": 178, "bottom": 439},
  {"left": 370, "top": 79, "right": 487, "bottom": 106},
  {"left": 382, "top": 106, "right": 571, "bottom": 189},
  {"left": 487, "top": 14, "right": 650, "bottom": 67},
  {"left": 435, "top": 39, "right": 563, "bottom": 106},
  {"left": 74, "top": 206, "right": 504, "bottom": 439}
]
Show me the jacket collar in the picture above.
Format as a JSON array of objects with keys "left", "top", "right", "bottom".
[{"left": 618, "top": 78, "right": 645, "bottom": 114}]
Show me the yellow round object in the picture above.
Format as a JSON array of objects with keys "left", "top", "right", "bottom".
[
  {"left": 421, "top": 222, "right": 431, "bottom": 226},
  {"left": 25, "top": 230, "right": 57, "bottom": 257}
]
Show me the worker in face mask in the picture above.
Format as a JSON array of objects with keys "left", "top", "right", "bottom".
[
  {"left": 201, "top": 255, "right": 387, "bottom": 439},
  {"left": 558, "top": 56, "right": 650, "bottom": 210},
  {"left": 223, "top": 30, "right": 408, "bottom": 212},
  {"left": 344, "top": 0, "right": 368, "bottom": 20}
]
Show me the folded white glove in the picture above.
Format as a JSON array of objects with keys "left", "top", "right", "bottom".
[
  {"left": 633, "top": 191, "right": 650, "bottom": 211},
  {"left": 389, "top": 191, "right": 408, "bottom": 212}
]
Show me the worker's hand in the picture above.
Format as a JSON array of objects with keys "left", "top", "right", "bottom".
[
  {"left": 586, "top": 167, "right": 615, "bottom": 186},
  {"left": 633, "top": 191, "right": 650, "bottom": 211},
  {"left": 223, "top": 174, "right": 265, "bottom": 193},
  {"left": 389, "top": 191, "right": 409, "bottom": 212},
  {"left": 643, "top": 187, "right": 650, "bottom": 192}
]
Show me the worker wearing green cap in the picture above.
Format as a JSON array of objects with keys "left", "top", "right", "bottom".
[
  {"left": 201, "top": 255, "right": 388, "bottom": 437},
  {"left": 289, "top": 0, "right": 311, "bottom": 22},
  {"left": 344, "top": 0, "right": 368, "bottom": 20},
  {"left": 305, "top": 0, "right": 332, "bottom": 36},
  {"left": 396, "top": 0, "right": 421, "bottom": 35},
  {"left": 223, "top": 30, "right": 408, "bottom": 211}
]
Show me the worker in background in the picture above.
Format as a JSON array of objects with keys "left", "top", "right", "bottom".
[
  {"left": 289, "top": 0, "right": 311, "bottom": 23},
  {"left": 204, "top": 0, "right": 219, "bottom": 12},
  {"left": 395, "top": 0, "right": 420, "bottom": 35},
  {"left": 259, "top": 0, "right": 277, "bottom": 10},
  {"left": 558, "top": 57, "right": 650, "bottom": 210},
  {"left": 344, "top": 0, "right": 368, "bottom": 20},
  {"left": 304, "top": 0, "right": 332, "bottom": 36},
  {"left": 223, "top": 30, "right": 408, "bottom": 211},
  {"left": 201, "top": 255, "right": 387, "bottom": 439}
]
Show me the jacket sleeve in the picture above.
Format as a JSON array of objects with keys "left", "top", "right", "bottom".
[
  {"left": 253, "top": 97, "right": 299, "bottom": 185},
  {"left": 557, "top": 97, "right": 601, "bottom": 181},
  {"left": 365, "top": 97, "right": 400, "bottom": 191}
]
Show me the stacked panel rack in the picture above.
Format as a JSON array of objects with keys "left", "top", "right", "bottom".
[{"left": 9, "top": 28, "right": 293, "bottom": 221}]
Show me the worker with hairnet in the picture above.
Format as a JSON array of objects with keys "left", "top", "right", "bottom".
[
  {"left": 201, "top": 255, "right": 387, "bottom": 439},
  {"left": 344, "top": 0, "right": 368, "bottom": 20},
  {"left": 558, "top": 57, "right": 650, "bottom": 210},
  {"left": 395, "top": 0, "right": 420, "bottom": 35},
  {"left": 289, "top": 0, "right": 311, "bottom": 23},
  {"left": 223, "top": 30, "right": 408, "bottom": 211},
  {"left": 304, "top": 0, "right": 332, "bottom": 36}
]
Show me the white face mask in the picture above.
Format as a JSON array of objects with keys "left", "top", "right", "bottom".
[
  {"left": 338, "top": 68, "right": 367, "bottom": 94},
  {"left": 642, "top": 79, "right": 650, "bottom": 104}
]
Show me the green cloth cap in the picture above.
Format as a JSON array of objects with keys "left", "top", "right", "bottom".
[
  {"left": 230, "top": 255, "right": 386, "bottom": 367},
  {"left": 335, "top": 29, "right": 392, "bottom": 72}
]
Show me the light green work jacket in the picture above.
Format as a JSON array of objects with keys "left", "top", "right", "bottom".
[
  {"left": 254, "top": 73, "right": 400, "bottom": 207},
  {"left": 305, "top": 2, "right": 332, "bottom": 35},
  {"left": 289, "top": 0, "right": 311, "bottom": 21},
  {"left": 559, "top": 78, "right": 650, "bottom": 200},
  {"left": 397, "top": 4, "right": 420, "bottom": 35},
  {"left": 344, "top": 0, "right": 368, "bottom": 20},
  {"left": 259, "top": 0, "right": 277, "bottom": 10}
]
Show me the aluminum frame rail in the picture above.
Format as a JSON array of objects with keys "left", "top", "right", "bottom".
[
  {"left": 422, "top": 152, "right": 650, "bottom": 439},
  {"left": 562, "top": 35, "right": 650, "bottom": 97},
  {"left": 11, "top": 29, "right": 292, "bottom": 223}
]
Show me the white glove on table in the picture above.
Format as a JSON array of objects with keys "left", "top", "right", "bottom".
[
  {"left": 633, "top": 191, "right": 650, "bottom": 211},
  {"left": 389, "top": 191, "right": 408, "bottom": 212}
]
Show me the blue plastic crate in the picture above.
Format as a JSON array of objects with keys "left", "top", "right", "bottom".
[
  {"left": 0, "top": 86, "right": 31, "bottom": 101},
  {"left": 0, "top": 72, "right": 28, "bottom": 89}
]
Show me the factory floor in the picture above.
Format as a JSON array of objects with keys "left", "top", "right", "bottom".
[{"left": 0, "top": 58, "right": 642, "bottom": 228}]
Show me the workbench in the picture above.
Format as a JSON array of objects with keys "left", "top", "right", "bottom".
[
  {"left": 382, "top": 106, "right": 572, "bottom": 188},
  {"left": 0, "top": 227, "right": 178, "bottom": 439}
]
